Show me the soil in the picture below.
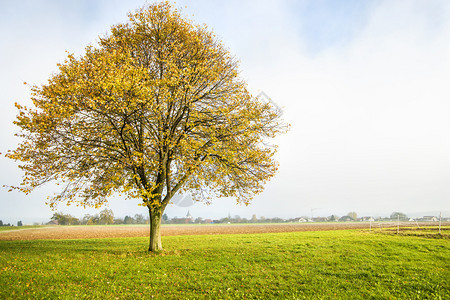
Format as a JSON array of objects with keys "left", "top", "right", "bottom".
[{"left": 0, "top": 222, "right": 436, "bottom": 241}]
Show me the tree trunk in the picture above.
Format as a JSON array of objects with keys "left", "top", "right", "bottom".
[{"left": 148, "top": 207, "right": 163, "bottom": 252}]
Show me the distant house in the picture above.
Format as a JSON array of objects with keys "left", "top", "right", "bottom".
[
  {"left": 297, "top": 218, "right": 307, "bottom": 222},
  {"left": 312, "top": 217, "right": 328, "bottom": 222},
  {"left": 46, "top": 220, "right": 59, "bottom": 225},
  {"left": 418, "top": 216, "right": 438, "bottom": 222},
  {"left": 339, "top": 216, "right": 354, "bottom": 222},
  {"left": 360, "top": 217, "right": 374, "bottom": 222}
]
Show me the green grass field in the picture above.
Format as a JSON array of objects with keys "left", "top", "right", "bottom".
[
  {"left": 0, "top": 225, "right": 46, "bottom": 232},
  {"left": 0, "top": 229, "right": 448, "bottom": 299}
]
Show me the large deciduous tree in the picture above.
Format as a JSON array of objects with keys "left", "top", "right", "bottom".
[{"left": 7, "top": 2, "right": 287, "bottom": 252}]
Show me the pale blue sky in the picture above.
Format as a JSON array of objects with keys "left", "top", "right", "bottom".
[
  {"left": 1, "top": 0, "right": 449, "bottom": 224},
  {"left": 291, "top": 0, "right": 377, "bottom": 53}
]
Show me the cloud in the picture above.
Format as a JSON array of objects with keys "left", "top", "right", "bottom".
[
  {"left": 257, "top": 0, "right": 450, "bottom": 216},
  {"left": 165, "top": 0, "right": 450, "bottom": 218}
]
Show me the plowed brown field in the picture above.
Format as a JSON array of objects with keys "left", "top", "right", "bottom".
[{"left": 0, "top": 222, "right": 422, "bottom": 241}]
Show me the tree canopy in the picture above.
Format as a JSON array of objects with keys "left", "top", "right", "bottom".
[
  {"left": 390, "top": 212, "right": 408, "bottom": 220},
  {"left": 7, "top": 2, "right": 287, "bottom": 251}
]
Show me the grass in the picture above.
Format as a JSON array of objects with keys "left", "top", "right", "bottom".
[
  {"left": 0, "top": 225, "right": 47, "bottom": 232},
  {"left": 0, "top": 229, "right": 449, "bottom": 299},
  {"left": 378, "top": 226, "right": 449, "bottom": 239}
]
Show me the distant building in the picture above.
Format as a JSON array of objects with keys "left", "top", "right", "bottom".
[
  {"left": 418, "top": 216, "right": 438, "bottom": 222},
  {"left": 46, "top": 220, "right": 59, "bottom": 225},
  {"left": 184, "top": 211, "right": 194, "bottom": 224},
  {"left": 297, "top": 218, "right": 307, "bottom": 222},
  {"left": 312, "top": 217, "right": 328, "bottom": 222},
  {"left": 339, "top": 216, "right": 354, "bottom": 222}
]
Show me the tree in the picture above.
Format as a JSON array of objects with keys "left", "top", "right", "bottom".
[
  {"left": 82, "top": 214, "right": 98, "bottom": 225},
  {"left": 6, "top": 2, "right": 286, "bottom": 252},
  {"left": 99, "top": 209, "right": 114, "bottom": 225},
  {"left": 162, "top": 213, "right": 168, "bottom": 222},
  {"left": 124, "top": 216, "right": 134, "bottom": 225},
  {"left": 51, "top": 212, "right": 79, "bottom": 225},
  {"left": 328, "top": 215, "right": 338, "bottom": 222},
  {"left": 390, "top": 212, "right": 407, "bottom": 221},
  {"left": 134, "top": 214, "right": 145, "bottom": 224},
  {"left": 17, "top": 221, "right": 23, "bottom": 226},
  {"left": 114, "top": 217, "right": 124, "bottom": 224},
  {"left": 251, "top": 214, "right": 258, "bottom": 223},
  {"left": 0, "top": 220, "right": 3, "bottom": 226},
  {"left": 347, "top": 212, "right": 357, "bottom": 221}
]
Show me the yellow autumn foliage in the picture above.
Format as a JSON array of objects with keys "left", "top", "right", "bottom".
[{"left": 7, "top": 2, "right": 287, "bottom": 223}]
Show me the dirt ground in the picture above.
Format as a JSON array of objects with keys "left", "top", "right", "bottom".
[{"left": 1, "top": 222, "right": 440, "bottom": 241}]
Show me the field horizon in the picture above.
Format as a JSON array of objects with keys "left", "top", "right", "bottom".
[{"left": 1, "top": 221, "right": 448, "bottom": 241}]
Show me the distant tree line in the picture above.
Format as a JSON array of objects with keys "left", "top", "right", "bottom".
[
  {"left": 0, "top": 220, "right": 23, "bottom": 227},
  {"left": 115, "top": 214, "right": 148, "bottom": 225},
  {"left": 41, "top": 210, "right": 441, "bottom": 226},
  {"left": 163, "top": 214, "right": 306, "bottom": 224},
  {"left": 47, "top": 209, "right": 149, "bottom": 225},
  {"left": 162, "top": 211, "right": 417, "bottom": 224}
]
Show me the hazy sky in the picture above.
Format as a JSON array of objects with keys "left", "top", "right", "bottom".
[{"left": 1, "top": 0, "right": 449, "bottom": 224}]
